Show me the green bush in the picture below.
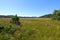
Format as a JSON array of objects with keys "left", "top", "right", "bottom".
[
  {"left": 10, "top": 14, "right": 20, "bottom": 25},
  {"left": 52, "top": 10, "right": 60, "bottom": 20},
  {"left": 0, "top": 25, "right": 4, "bottom": 33},
  {"left": 5, "top": 25, "right": 16, "bottom": 34}
]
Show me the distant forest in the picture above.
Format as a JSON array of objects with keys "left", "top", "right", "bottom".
[
  {"left": 0, "top": 15, "right": 37, "bottom": 18},
  {"left": 0, "top": 15, "right": 13, "bottom": 18},
  {"left": 0, "top": 10, "right": 60, "bottom": 18}
]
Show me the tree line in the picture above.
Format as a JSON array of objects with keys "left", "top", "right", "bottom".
[
  {"left": 0, "top": 10, "right": 60, "bottom": 20},
  {"left": 40, "top": 10, "right": 60, "bottom": 20}
]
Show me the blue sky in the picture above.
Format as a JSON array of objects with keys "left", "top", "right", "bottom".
[{"left": 0, "top": 0, "right": 60, "bottom": 17}]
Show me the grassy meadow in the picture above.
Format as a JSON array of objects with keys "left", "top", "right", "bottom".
[{"left": 0, "top": 18, "right": 60, "bottom": 40}]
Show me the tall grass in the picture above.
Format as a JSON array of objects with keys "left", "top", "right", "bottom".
[
  {"left": 20, "top": 18, "right": 60, "bottom": 40},
  {"left": 0, "top": 18, "right": 60, "bottom": 40}
]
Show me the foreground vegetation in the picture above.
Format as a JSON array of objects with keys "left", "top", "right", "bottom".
[{"left": 0, "top": 18, "right": 60, "bottom": 40}]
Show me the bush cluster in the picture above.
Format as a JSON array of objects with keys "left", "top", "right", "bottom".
[
  {"left": 52, "top": 10, "right": 60, "bottom": 20},
  {"left": 10, "top": 14, "right": 20, "bottom": 25}
]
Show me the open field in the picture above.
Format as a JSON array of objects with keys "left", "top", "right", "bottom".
[{"left": 0, "top": 18, "right": 60, "bottom": 40}]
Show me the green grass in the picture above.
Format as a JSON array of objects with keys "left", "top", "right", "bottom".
[
  {"left": 0, "top": 18, "right": 60, "bottom": 40},
  {"left": 20, "top": 18, "right": 60, "bottom": 40}
]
